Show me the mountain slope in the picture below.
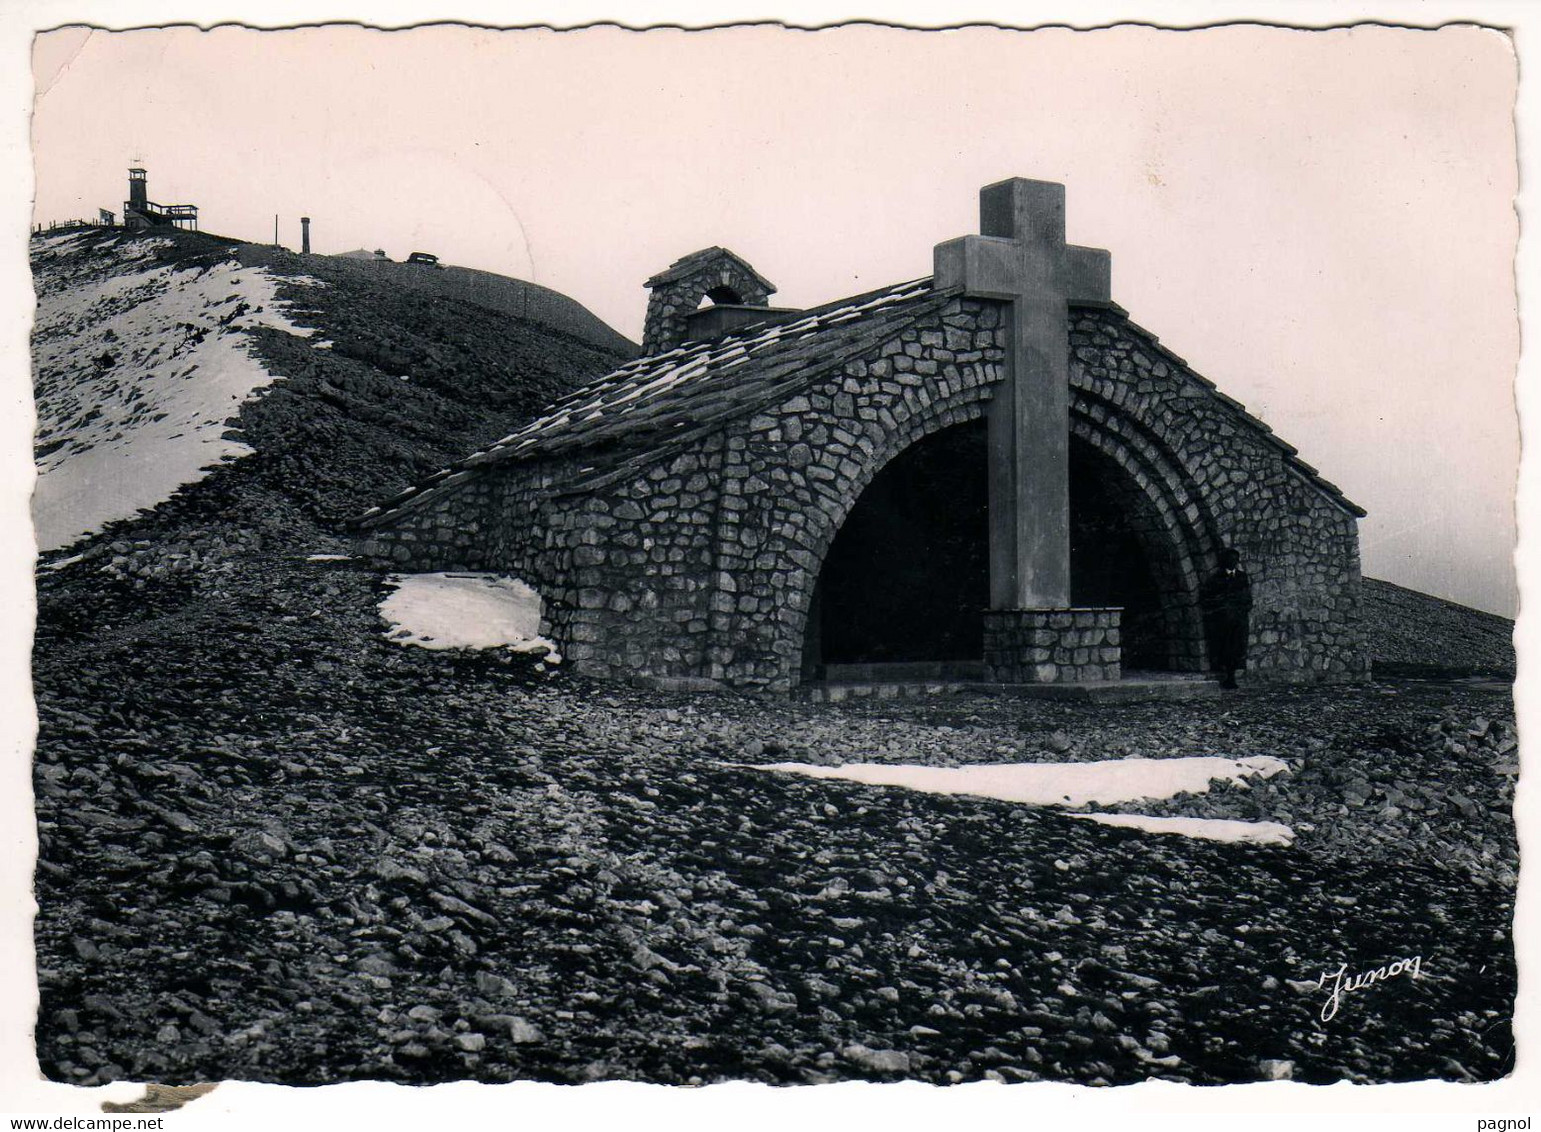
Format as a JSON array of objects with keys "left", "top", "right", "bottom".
[
  {"left": 31, "top": 225, "right": 631, "bottom": 632},
  {"left": 31, "top": 230, "right": 318, "bottom": 552},
  {"left": 312, "top": 252, "right": 637, "bottom": 356},
  {"left": 1362, "top": 577, "right": 1515, "bottom": 677}
]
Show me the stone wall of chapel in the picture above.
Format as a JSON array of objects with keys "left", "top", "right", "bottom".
[{"left": 357, "top": 297, "right": 1367, "bottom": 691}]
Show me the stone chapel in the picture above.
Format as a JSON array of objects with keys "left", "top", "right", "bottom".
[{"left": 356, "top": 178, "right": 1369, "bottom": 693}]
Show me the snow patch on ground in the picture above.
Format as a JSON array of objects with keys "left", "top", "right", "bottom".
[
  {"left": 31, "top": 235, "right": 321, "bottom": 552},
  {"left": 749, "top": 755, "right": 1287, "bottom": 808},
  {"left": 1066, "top": 812, "right": 1296, "bottom": 846},
  {"left": 746, "top": 755, "right": 1292, "bottom": 845},
  {"left": 378, "top": 573, "right": 560, "bottom": 660},
  {"left": 40, "top": 552, "right": 86, "bottom": 572}
]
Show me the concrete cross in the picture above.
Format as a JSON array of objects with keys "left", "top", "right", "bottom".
[{"left": 934, "top": 178, "right": 1111, "bottom": 611}]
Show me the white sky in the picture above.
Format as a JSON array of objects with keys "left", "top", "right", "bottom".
[{"left": 27, "top": 22, "right": 1520, "bottom": 615}]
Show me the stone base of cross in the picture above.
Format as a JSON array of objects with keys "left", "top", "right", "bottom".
[{"left": 935, "top": 178, "right": 1119, "bottom": 683}]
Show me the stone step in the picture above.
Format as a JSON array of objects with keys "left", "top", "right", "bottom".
[
  {"left": 819, "top": 661, "right": 987, "bottom": 682},
  {"left": 798, "top": 674, "right": 1225, "bottom": 704}
]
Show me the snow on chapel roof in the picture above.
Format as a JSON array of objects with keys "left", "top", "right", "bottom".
[
  {"left": 359, "top": 276, "right": 947, "bottom": 524},
  {"left": 359, "top": 273, "right": 1363, "bottom": 527}
]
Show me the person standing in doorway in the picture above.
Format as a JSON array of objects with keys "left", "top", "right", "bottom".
[{"left": 1201, "top": 547, "right": 1253, "bottom": 689}]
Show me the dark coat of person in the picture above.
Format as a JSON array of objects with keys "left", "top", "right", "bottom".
[{"left": 1201, "top": 551, "right": 1253, "bottom": 679}]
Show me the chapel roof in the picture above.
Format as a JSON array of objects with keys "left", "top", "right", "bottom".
[
  {"left": 358, "top": 277, "right": 1364, "bottom": 527},
  {"left": 645, "top": 246, "right": 777, "bottom": 293},
  {"left": 359, "top": 276, "right": 949, "bottom": 524}
]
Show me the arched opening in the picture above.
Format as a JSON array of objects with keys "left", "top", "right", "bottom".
[
  {"left": 1068, "top": 436, "right": 1203, "bottom": 671},
  {"left": 697, "top": 285, "right": 743, "bottom": 309},
  {"left": 803, "top": 420, "right": 1206, "bottom": 681},
  {"left": 807, "top": 420, "right": 989, "bottom": 677}
]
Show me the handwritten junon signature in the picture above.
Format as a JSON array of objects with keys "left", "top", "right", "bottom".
[{"left": 1317, "top": 956, "right": 1423, "bottom": 1021}]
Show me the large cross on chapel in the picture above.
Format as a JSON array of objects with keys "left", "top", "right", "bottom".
[{"left": 934, "top": 179, "right": 1118, "bottom": 681}]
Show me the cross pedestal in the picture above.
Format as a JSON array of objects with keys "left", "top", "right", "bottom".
[{"left": 935, "top": 178, "right": 1120, "bottom": 683}]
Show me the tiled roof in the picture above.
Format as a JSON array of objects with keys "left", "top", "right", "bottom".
[
  {"left": 1096, "top": 305, "right": 1367, "bottom": 519},
  {"left": 359, "top": 277, "right": 947, "bottom": 524},
  {"left": 358, "top": 278, "right": 1365, "bottom": 527}
]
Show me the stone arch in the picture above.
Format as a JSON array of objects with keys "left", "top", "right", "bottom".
[
  {"left": 1068, "top": 430, "right": 1200, "bottom": 670},
  {"left": 1069, "top": 392, "right": 1225, "bottom": 575},
  {"left": 772, "top": 377, "right": 1226, "bottom": 684},
  {"left": 764, "top": 385, "right": 996, "bottom": 686},
  {"left": 801, "top": 396, "right": 995, "bottom": 570},
  {"left": 1067, "top": 392, "right": 1222, "bottom": 672},
  {"left": 811, "top": 418, "right": 992, "bottom": 671},
  {"left": 1067, "top": 370, "right": 1228, "bottom": 572}
]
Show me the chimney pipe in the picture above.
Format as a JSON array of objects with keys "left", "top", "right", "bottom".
[{"left": 301, "top": 216, "right": 311, "bottom": 255}]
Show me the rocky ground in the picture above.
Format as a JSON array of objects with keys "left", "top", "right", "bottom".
[{"left": 31, "top": 552, "right": 1517, "bottom": 1088}]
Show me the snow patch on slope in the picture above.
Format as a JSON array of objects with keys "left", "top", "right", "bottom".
[
  {"left": 31, "top": 233, "right": 321, "bottom": 552},
  {"left": 379, "top": 573, "right": 560, "bottom": 660}
]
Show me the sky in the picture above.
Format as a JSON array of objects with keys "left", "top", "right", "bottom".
[{"left": 27, "top": 21, "right": 1521, "bottom": 615}]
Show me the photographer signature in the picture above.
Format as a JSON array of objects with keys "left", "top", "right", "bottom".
[{"left": 1314, "top": 956, "right": 1423, "bottom": 1021}]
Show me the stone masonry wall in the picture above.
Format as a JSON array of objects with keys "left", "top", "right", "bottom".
[
  {"left": 358, "top": 292, "right": 1368, "bottom": 692},
  {"left": 984, "top": 608, "right": 1123, "bottom": 683},
  {"left": 1067, "top": 306, "right": 1368, "bottom": 683}
]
